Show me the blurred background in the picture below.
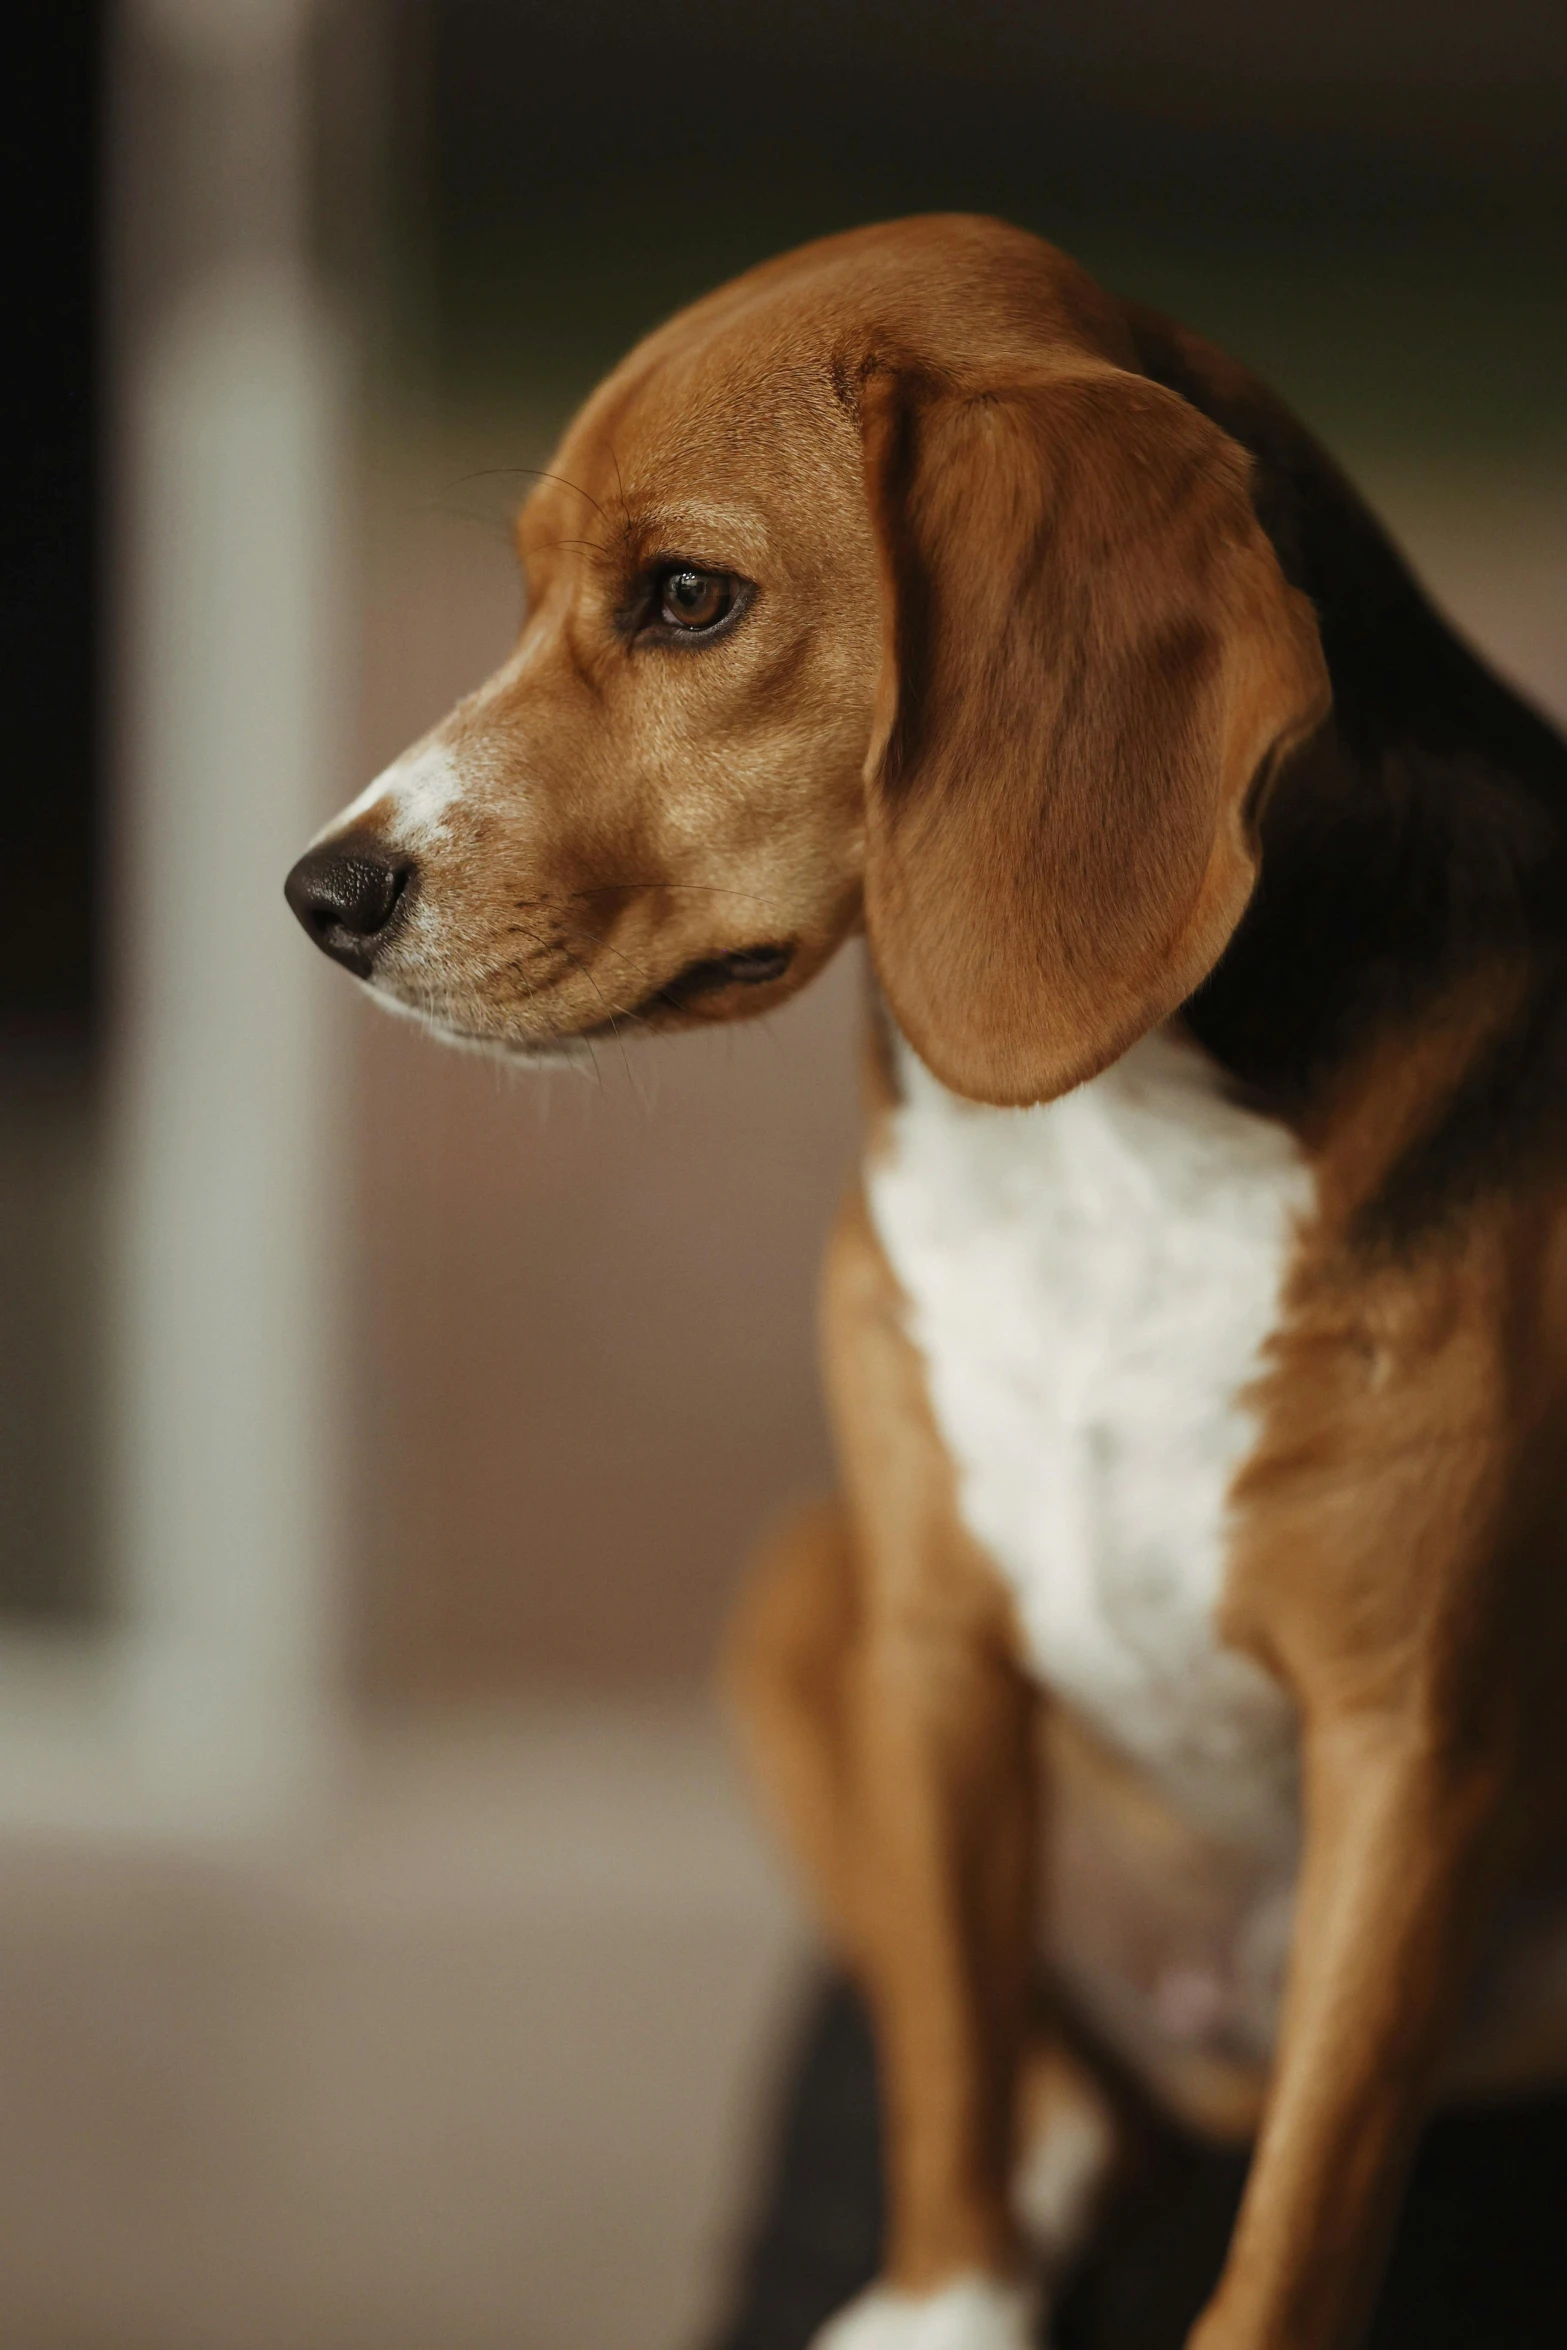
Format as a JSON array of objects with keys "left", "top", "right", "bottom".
[{"left": 3, "top": 3, "right": 1564, "bottom": 2345}]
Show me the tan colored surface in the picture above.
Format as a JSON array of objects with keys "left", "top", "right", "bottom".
[{"left": 0, "top": 1702, "right": 807, "bottom": 2350}]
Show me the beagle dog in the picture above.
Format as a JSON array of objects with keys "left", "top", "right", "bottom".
[{"left": 286, "top": 216, "right": 1567, "bottom": 2350}]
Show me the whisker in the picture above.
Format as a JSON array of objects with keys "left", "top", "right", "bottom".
[
  {"left": 549, "top": 923, "right": 664, "bottom": 1000},
  {"left": 553, "top": 938, "right": 652, "bottom": 1094},
  {"left": 607, "top": 445, "right": 636, "bottom": 554},
  {"left": 439, "top": 464, "right": 611, "bottom": 524}
]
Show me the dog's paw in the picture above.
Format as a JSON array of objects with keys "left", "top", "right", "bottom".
[
  {"left": 1011, "top": 2047, "right": 1117, "bottom": 2272},
  {"left": 809, "top": 2272, "right": 1040, "bottom": 2349}
]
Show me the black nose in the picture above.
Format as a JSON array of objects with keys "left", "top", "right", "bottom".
[{"left": 285, "top": 839, "right": 412, "bottom": 976}]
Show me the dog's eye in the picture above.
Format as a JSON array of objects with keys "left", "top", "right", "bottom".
[{"left": 657, "top": 566, "right": 733, "bottom": 632}]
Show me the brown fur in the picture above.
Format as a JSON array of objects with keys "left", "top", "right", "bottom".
[{"left": 295, "top": 216, "right": 1567, "bottom": 2347}]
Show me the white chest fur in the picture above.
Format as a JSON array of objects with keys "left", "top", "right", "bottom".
[{"left": 866, "top": 1028, "right": 1315, "bottom": 1853}]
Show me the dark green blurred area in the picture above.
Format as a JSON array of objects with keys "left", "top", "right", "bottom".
[{"left": 395, "top": 3, "right": 1567, "bottom": 465}]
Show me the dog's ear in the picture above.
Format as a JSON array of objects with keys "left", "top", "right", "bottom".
[{"left": 858, "top": 364, "right": 1329, "bottom": 1104}]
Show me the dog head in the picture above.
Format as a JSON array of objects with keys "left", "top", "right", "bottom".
[{"left": 287, "top": 215, "right": 1327, "bottom": 1103}]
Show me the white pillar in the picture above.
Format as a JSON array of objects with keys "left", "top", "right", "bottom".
[{"left": 108, "top": 0, "right": 352, "bottom": 1813}]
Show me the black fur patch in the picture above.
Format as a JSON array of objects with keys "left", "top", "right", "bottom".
[{"left": 1127, "top": 306, "right": 1567, "bottom": 1250}]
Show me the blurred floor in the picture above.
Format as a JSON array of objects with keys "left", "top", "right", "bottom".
[{"left": 0, "top": 1699, "right": 807, "bottom": 2350}]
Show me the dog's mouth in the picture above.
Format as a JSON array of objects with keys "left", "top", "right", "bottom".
[
  {"left": 384, "top": 941, "right": 798, "bottom": 1055},
  {"left": 658, "top": 942, "right": 794, "bottom": 1004},
  {"left": 583, "top": 942, "right": 797, "bottom": 1034}
]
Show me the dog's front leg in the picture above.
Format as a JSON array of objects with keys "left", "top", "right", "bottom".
[
  {"left": 1190, "top": 1701, "right": 1505, "bottom": 2350},
  {"left": 814, "top": 1193, "right": 1042, "bottom": 2349}
]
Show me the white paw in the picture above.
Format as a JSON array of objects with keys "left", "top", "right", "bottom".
[
  {"left": 809, "top": 2271, "right": 1039, "bottom": 2350},
  {"left": 1011, "top": 2077, "right": 1116, "bottom": 2267}
]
